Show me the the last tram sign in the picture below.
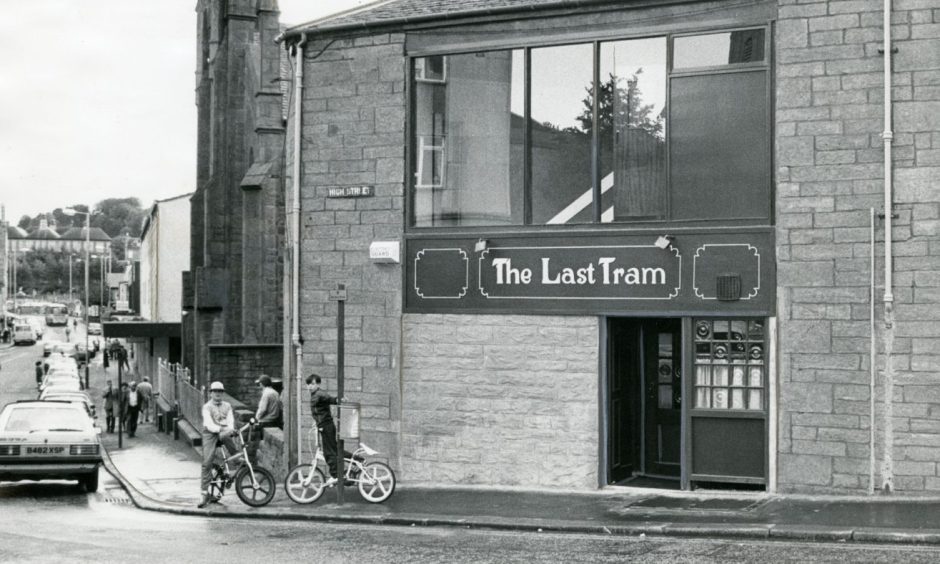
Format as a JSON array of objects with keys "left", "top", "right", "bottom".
[{"left": 405, "top": 232, "right": 774, "bottom": 315}]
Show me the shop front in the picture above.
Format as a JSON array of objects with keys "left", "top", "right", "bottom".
[
  {"left": 402, "top": 3, "right": 776, "bottom": 489},
  {"left": 405, "top": 229, "right": 775, "bottom": 489}
]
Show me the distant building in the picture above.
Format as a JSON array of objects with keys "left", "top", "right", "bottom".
[{"left": 8, "top": 217, "right": 111, "bottom": 255}]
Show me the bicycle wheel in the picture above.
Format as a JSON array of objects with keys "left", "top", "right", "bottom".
[
  {"left": 358, "top": 461, "right": 396, "bottom": 503},
  {"left": 207, "top": 465, "right": 226, "bottom": 500},
  {"left": 234, "top": 465, "right": 276, "bottom": 507},
  {"left": 284, "top": 463, "right": 327, "bottom": 504}
]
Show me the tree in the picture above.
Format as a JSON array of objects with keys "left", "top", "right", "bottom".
[
  {"left": 576, "top": 69, "right": 664, "bottom": 141},
  {"left": 91, "top": 198, "right": 145, "bottom": 238}
]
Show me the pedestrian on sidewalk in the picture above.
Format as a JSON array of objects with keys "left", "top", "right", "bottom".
[
  {"left": 102, "top": 380, "right": 117, "bottom": 433},
  {"left": 125, "top": 382, "right": 141, "bottom": 438},
  {"left": 198, "top": 381, "right": 238, "bottom": 508},
  {"left": 306, "top": 374, "right": 340, "bottom": 487},
  {"left": 35, "top": 361, "right": 44, "bottom": 388},
  {"left": 118, "top": 382, "right": 129, "bottom": 433},
  {"left": 137, "top": 377, "right": 153, "bottom": 424},
  {"left": 117, "top": 346, "right": 130, "bottom": 372},
  {"left": 65, "top": 325, "right": 71, "bottom": 342}
]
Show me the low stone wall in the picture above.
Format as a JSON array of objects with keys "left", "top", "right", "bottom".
[{"left": 257, "top": 428, "right": 287, "bottom": 481}]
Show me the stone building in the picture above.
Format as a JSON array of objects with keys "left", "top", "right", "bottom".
[
  {"left": 183, "top": 0, "right": 287, "bottom": 405},
  {"left": 275, "top": 0, "right": 940, "bottom": 494}
]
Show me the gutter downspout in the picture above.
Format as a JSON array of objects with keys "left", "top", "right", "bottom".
[
  {"left": 880, "top": 0, "right": 896, "bottom": 494},
  {"left": 291, "top": 33, "right": 308, "bottom": 464}
]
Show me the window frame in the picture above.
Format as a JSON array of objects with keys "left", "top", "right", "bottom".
[{"left": 406, "top": 23, "right": 772, "bottom": 232}]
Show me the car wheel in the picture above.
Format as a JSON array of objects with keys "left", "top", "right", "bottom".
[{"left": 83, "top": 471, "right": 99, "bottom": 493}]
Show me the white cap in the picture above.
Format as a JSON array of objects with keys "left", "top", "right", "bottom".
[{"left": 209, "top": 381, "right": 225, "bottom": 392}]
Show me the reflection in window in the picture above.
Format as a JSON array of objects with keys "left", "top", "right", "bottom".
[
  {"left": 673, "top": 29, "right": 765, "bottom": 69},
  {"left": 531, "top": 44, "right": 594, "bottom": 225},
  {"left": 412, "top": 51, "right": 524, "bottom": 227},
  {"left": 599, "top": 38, "right": 667, "bottom": 222}
]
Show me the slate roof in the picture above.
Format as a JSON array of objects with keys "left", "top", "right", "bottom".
[
  {"left": 7, "top": 225, "right": 28, "bottom": 239},
  {"left": 284, "top": 0, "right": 619, "bottom": 36},
  {"left": 60, "top": 227, "right": 112, "bottom": 241},
  {"left": 29, "top": 226, "right": 61, "bottom": 240}
]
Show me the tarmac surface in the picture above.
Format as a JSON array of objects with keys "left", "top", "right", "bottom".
[{"left": 99, "top": 417, "right": 940, "bottom": 545}]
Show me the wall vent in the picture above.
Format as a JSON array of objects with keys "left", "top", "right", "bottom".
[{"left": 716, "top": 273, "right": 741, "bottom": 301}]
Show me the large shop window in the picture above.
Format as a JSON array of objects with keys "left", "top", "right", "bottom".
[{"left": 410, "top": 27, "right": 770, "bottom": 228}]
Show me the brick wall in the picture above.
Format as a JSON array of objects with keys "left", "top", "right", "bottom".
[
  {"left": 401, "top": 314, "right": 599, "bottom": 488},
  {"left": 776, "top": 0, "right": 940, "bottom": 493},
  {"left": 293, "top": 33, "right": 407, "bottom": 465},
  {"left": 208, "top": 344, "right": 283, "bottom": 408}
]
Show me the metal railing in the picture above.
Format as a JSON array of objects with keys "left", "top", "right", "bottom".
[{"left": 155, "top": 358, "right": 206, "bottom": 431}]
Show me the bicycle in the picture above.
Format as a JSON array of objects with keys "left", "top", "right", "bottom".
[
  {"left": 206, "top": 418, "right": 277, "bottom": 507},
  {"left": 284, "top": 424, "right": 396, "bottom": 504}
]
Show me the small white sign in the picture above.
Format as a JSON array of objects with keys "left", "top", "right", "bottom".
[{"left": 369, "top": 240, "right": 400, "bottom": 264}]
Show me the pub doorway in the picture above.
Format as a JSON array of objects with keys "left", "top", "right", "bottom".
[{"left": 607, "top": 317, "right": 682, "bottom": 487}]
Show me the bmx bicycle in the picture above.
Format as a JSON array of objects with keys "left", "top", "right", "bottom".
[
  {"left": 284, "top": 425, "right": 396, "bottom": 504},
  {"left": 206, "top": 418, "right": 277, "bottom": 507}
]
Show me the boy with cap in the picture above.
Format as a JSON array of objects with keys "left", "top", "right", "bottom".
[{"left": 198, "top": 381, "right": 238, "bottom": 508}]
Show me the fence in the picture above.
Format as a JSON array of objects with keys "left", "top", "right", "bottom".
[{"left": 155, "top": 358, "right": 206, "bottom": 431}]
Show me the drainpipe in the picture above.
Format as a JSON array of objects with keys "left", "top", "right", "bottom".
[
  {"left": 880, "top": 0, "right": 896, "bottom": 494},
  {"left": 291, "top": 33, "right": 308, "bottom": 464}
]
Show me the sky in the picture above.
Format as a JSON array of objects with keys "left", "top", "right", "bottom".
[{"left": 0, "top": 0, "right": 366, "bottom": 225}]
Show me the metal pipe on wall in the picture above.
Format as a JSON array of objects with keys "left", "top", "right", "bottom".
[
  {"left": 880, "top": 0, "right": 896, "bottom": 494},
  {"left": 291, "top": 33, "right": 308, "bottom": 464},
  {"left": 870, "top": 208, "right": 876, "bottom": 495}
]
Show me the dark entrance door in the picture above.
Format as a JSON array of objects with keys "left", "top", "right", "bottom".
[
  {"left": 642, "top": 319, "right": 681, "bottom": 478},
  {"left": 607, "top": 318, "right": 682, "bottom": 484}
]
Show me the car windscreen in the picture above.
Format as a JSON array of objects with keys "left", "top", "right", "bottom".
[{"left": 3, "top": 407, "right": 92, "bottom": 432}]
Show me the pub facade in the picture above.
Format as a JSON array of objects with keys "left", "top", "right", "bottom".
[{"left": 280, "top": 0, "right": 940, "bottom": 494}]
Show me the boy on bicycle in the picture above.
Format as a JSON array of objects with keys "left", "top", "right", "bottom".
[{"left": 198, "top": 381, "right": 239, "bottom": 508}]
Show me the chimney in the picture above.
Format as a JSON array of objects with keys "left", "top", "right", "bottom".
[{"left": 39, "top": 217, "right": 48, "bottom": 230}]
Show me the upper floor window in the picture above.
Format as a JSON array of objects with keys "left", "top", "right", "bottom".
[{"left": 410, "top": 27, "right": 770, "bottom": 228}]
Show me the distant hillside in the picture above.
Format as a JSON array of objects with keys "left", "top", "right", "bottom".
[{"left": 17, "top": 197, "right": 146, "bottom": 239}]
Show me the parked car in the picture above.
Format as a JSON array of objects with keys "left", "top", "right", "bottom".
[
  {"left": 39, "top": 374, "right": 82, "bottom": 394},
  {"left": 87, "top": 322, "right": 102, "bottom": 336},
  {"left": 54, "top": 343, "right": 78, "bottom": 359},
  {"left": 43, "top": 340, "right": 65, "bottom": 357},
  {"left": 40, "top": 391, "right": 97, "bottom": 421},
  {"left": 12, "top": 324, "right": 37, "bottom": 346},
  {"left": 0, "top": 400, "right": 102, "bottom": 491},
  {"left": 27, "top": 318, "right": 44, "bottom": 340}
]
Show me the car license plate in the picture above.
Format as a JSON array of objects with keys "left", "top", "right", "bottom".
[{"left": 25, "top": 446, "right": 66, "bottom": 455}]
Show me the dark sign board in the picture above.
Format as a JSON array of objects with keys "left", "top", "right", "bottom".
[{"left": 405, "top": 230, "right": 775, "bottom": 315}]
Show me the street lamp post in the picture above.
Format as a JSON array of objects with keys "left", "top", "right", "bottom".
[
  {"left": 68, "top": 254, "right": 73, "bottom": 304},
  {"left": 63, "top": 207, "right": 91, "bottom": 390}
]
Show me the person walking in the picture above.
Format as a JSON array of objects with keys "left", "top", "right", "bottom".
[
  {"left": 102, "top": 380, "right": 117, "bottom": 433},
  {"left": 306, "top": 374, "right": 340, "bottom": 487},
  {"left": 198, "top": 381, "right": 239, "bottom": 508},
  {"left": 118, "top": 382, "right": 129, "bottom": 433},
  {"left": 125, "top": 381, "right": 141, "bottom": 438},
  {"left": 35, "top": 361, "right": 44, "bottom": 389},
  {"left": 117, "top": 346, "right": 130, "bottom": 372},
  {"left": 64, "top": 325, "right": 71, "bottom": 342},
  {"left": 137, "top": 377, "right": 153, "bottom": 424}
]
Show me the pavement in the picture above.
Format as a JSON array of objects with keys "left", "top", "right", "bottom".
[{"left": 94, "top": 412, "right": 940, "bottom": 545}]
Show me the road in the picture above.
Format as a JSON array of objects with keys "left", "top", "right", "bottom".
[{"left": 5, "top": 327, "right": 940, "bottom": 562}]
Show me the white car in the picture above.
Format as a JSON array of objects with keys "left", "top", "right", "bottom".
[
  {"left": 0, "top": 400, "right": 102, "bottom": 491},
  {"left": 39, "top": 374, "right": 82, "bottom": 394},
  {"left": 87, "top": 322, "right": 102, "bottom": 336},
  {"left": 12, "top": 324, "right": 37, "bottom": 346},
  {"left": 40, "top": 391, "right": 97, "bottom": 420}
]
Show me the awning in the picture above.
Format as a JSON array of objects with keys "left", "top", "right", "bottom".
[{"left": 102, "top": 321, "right": 181, "bottom": 339}]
